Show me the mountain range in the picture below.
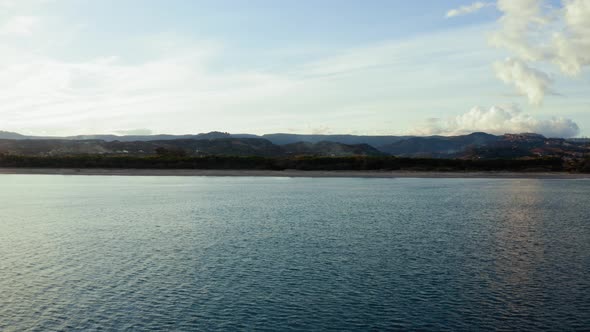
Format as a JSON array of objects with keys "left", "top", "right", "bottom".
[{"left": 0, "top": 130, "right": 588, "bottom": 159}]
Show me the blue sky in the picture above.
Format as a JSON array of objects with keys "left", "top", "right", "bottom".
[{"left": 0, "top": 0, "right": 587, "bottom": 136}]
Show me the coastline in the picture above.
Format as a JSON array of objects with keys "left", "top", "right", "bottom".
[{"left": 0, "top": 168, "right": 588, "bottom": 179}]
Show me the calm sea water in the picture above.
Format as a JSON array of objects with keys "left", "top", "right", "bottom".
[{"left": 0, "top": 175, "right": 589, "bottom": 331}]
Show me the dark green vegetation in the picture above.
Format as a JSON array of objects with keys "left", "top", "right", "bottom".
[{"left": 1, "top": 154, "right": 588, "bottom": 172}]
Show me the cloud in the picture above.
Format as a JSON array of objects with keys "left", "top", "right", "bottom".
[
  {"left": 488, "top": 0, "right": 548, "bottom": 62},
  {"left": 446, "top": 2, "right": 494, "bottom": 18},
  {"left": 486, "top": 0, "right": 590, "bottom": 104},
  {"left": 0, "top": 0, "right": 53, "bottom": 8},
  {"left": 0, "top": 0, "right": 18, "bottom": 7},
  {"left": 309, "top": 125, "right": 332, "bottom": 135},
  {"left": 0, "top": 16, "right": 40, "bottom": 36},
  {"left": 493, "top": 58, "right": 552, "bottom": 105},
  {"left": 114, "top": 129, "right": 153, "bottom": 136},
  {"left": 412, "top": 105, "right": 580, "bottom": 137},
  {"left": 553, "top": 0, "right": 590, "bottom": 76},
  {"left": 0, "top": 41, "right": 295, "bottom": 135},
  {"left": 0, "top": 21, "right": 506, "bottom": 135},
  {"left": 0, "top": 7, "right": 581, "bottom": 136}
]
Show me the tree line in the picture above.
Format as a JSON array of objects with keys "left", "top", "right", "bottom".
[{"left": 0, "top": 154, "right": 588, "bottom": 172}]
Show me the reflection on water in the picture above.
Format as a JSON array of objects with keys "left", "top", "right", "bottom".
[
  {"left": 0, "top": 176, "right": 589, "bottom": 331},
  {"left": 495, "top": 180, "right": 546, "bottom": 283},
  {"left": 486, "top": 180, "right": 549, "bottom": 325}
]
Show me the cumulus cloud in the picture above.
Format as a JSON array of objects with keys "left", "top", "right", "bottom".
[
  {"left": 493, "top": 58, "right": 552, "bottom": 105},
  {"left": 446, "top": 2, "right": 494, "bottom": 18},
  {"left": 553, "top": 0, "right": 590, "bottom": 75},
  {"left": 489, "top": 0, "right": 548, "bottom": 61},
  {"left": 486, "top": 0, "right": 590, "bottom": 104},
  {"left": 413, "top": 105, "right": 580, "bottom": 137}
]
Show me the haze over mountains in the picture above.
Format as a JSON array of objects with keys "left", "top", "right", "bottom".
[
  {"left": 0, "top": 130, "right": 411, "bottom": 146},
  {"left": 0, "top": 130, "right": 588, "bottom": 160}
]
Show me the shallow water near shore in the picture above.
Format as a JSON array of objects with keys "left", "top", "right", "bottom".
[
  {"left": 1, "top": 175, "right": 589, "bottom": 330},
  {"left": 2, "top": 167, "right": 590, "bottom": 179}
]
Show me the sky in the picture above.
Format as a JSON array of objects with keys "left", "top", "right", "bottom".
[{"left": 0, "top": 0, "right": 588, "bottom": 137}]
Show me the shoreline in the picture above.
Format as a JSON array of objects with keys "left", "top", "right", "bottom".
[{"left": 0, "top": 168, "right": 589, "bottom": 179}]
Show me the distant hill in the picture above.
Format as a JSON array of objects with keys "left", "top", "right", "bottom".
[
  {"left": 0, "top": 130, "right": 587, "bottom": 159},
  {"left": 260, "top": 134, "right": 410, "bottom": 147},
  {"left": 379, "top": 132, "right": 501, "bottom": 157},
  {"left": 63, "top": 131, "right": 233, "bottom": 142},
  {"left": 466, "top": 134, "right": 589, "bottom": 159},
  {"left": 283, "top": 141, "right": 385, "bottom": 157},
  {"left": 0, "top": 131, "right": 29, "bottom": 140},
  {"left": 0, "top": 131, "right": 411, "bottom": 147},
  {"left": 0, "top": 137, "right": 383, "bottom": 157},
  {"left": 0, "top": 131, "right": 233, "bottom": 142},
  {"left": 379, "top": 132, "right": 590, "bottom": 159}
]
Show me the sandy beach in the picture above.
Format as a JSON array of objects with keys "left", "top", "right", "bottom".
[{"left": 0, "top": 168, "right": 588, "bottom": 179}]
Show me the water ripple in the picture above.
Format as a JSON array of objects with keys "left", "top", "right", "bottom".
[{"left": 0, "top": 176, "right": 589, "bottom": 331}]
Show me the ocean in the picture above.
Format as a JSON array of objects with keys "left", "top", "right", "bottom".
[{"left": 1, "top": 175, "right": 589, "bottom": 331}]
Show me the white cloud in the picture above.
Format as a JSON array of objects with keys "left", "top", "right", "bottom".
[
  {"left": 488, "top": 0, "right": 548, "bottom": 62},
  {"left": 0, "top": 42, "right": 295, "bottom": 134},
  {"left": 413, "top": 105, "right": 580, "bottom": 137},
  {"left": 0, "top": 0, "right": 53, "bottom": 8},
  {"left": 0, "top": 7, "right": 583, "bottom": 137},
  {"left": 552, "top": 0, "right": 590, "bottom": 76},
  {"left": 564, "top": 0, "right": 590, "bottom": 33},
  {"left": 0, "top": 16, "right": 40, "bottom": 36},
  {"left": 493, "top": 58, "right": 552, "bottom": 105},
  {"left": 309, "top": 125, "right": 332, "bottom": 135},
  {"left": 0, "top": 0, "right": 17, "bottom": 7},
  {"left": 115, "top": 129, "right": 153, "bottom": 136},
  {"left": 446, "top": 2, "right": 494, "bottom": 18},
  {"left": 487, "top": 0, "right": 590, "bottom": 104},
  {"left": 0, "top": 22, "right": 506, "bottom": 135}
]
